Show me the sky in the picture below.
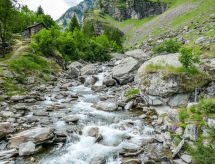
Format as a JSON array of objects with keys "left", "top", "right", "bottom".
[{"left": 20, "top": 0, "right": 83, "bottom": 20}]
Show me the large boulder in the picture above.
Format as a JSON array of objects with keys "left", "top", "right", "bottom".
[
  {"left": 137, "top": 54, "right": 189, "bottom": 106},
  {"left": 112, "top": 57, "right": 139, "bottom": 84},
  {"left": 95, "top": 101, "right": 118, "bottom": 112},
  {"left": 103, "top": 75, "right": 116, "bottom": 87},
  {"left": 81, "top": 64, "right": 97, "bottom": 75},
  {"left": 0, "top": 122, "right": 12, "bottom": 139},
  {"left": 67, "top": 61, "right": 83, "bottom": 78},
  {"left": 9, "top": 127, "right": 54, "bottom": 148},
  {"left": 84, "top": 76, "right": 97, "bottom": 87},
  {"left": 183, "top": 124, "right": 198, "bottom": 141},
  {"left": 125, "top": 49, "right": 150, "bottom": 63}
]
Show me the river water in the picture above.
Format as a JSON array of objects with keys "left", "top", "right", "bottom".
[{"left": 25, "top": 67, "right": 171, "bottom": 164}]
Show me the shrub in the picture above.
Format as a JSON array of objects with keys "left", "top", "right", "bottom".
[
  {"left": 179, "top": 108, "right": 189, "bottom": 123},
  {"left": 179, "top": 46, "right": 200, "bottom": 73},
  {"left": 188, "top": 140, "right": 215, "bottom": 164},
  {"left": 189, "top": 99, "right": 215, "bottom": 114},
  {"left": 153, "top": 39, "right": 182, "bottom": 54}
]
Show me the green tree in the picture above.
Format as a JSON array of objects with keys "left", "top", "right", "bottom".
[
  {"left": 36, "top": 5, "right": 44, "bottom": 16},
  {"left": 68, "top": 14, "right": 80, "bottom": 32},
  {"left": 82, "top": 20, "right": 95, "bottom": 38},
  {"left": 0, "top": 0, "right": 16, "bottom": 57}
]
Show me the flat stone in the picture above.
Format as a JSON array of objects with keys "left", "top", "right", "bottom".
[
  {"left": 0, "top": 122, "right": 12, "bottom": 139},
  {"left": 0, "top": 149, "right": 18, "bottom": 160},
  {"left": 9, "top": 127, "right": 54, "bottom": 148},
  {"left": 172, "top": 139, "right": 184, "bottom": 158},
  {"left": 181, "top": 154, "right": 192, "bottom": 163},
  {"left": 19, "top": 141, "right": 35, "bottom": 156},
  {"left": 95, "top": 101, "right": 118, "bottom": 112}
]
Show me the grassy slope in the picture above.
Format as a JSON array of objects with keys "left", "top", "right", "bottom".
[{"left": 103, "top": 0, "right": 215, "bottom": 48}]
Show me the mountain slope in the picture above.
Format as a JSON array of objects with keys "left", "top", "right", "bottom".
[{"left": 57, "top": 0, "right": 96, "bottom": 27}]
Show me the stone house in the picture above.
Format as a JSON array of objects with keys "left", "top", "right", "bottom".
[{"left": 23, "top": 22, "right": 46, "bottom": 37}]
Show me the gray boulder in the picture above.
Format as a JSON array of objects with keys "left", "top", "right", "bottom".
[
  {"left": 19, "top": 141, "right": 35, "bottom": 156},
  {"left": 84, "top": 76, "right": 97, "bottom": 87},
  {"left": 168, "top": 94, "right": 188, "bottom": 108},
  {"left": 0, "top": 149, "right": 18, "bottom": 160},
  {"left": 125, "top": 49, "right": 150, "bottom": 63},
  {"left": 112, "top": 57, "right": 139, "bottom": 84},
  {"left": 67, "top": 61, "right": 83, "bottom": 78},
  {"left": 103, "top": 75, "right": 116, "bottom": 87},
  {"left": 9, "top": 127, "right": 54, "bottom": 148},
  {"left": 0, "top": 122, "right": 12, "bottom": 139},
  {"left": 183, "top": 124, "right": 198, "bottom": 141},
  {"left": 95, "top": 101, "right": 118, "bottom": 112},
  {"left": 81, "top": 64, "right": 97, "bottom": 75}
]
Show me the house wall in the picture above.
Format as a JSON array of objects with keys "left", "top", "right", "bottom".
[{"left": 23, "top": 24, "right": 45, "bottom": 37}]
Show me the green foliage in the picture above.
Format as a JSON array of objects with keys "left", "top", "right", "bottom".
[
  {"left": 125, "top": 89, "right": 140, "bottom": 99},
  {"left": 153, "top": 39, "right": 182, "bottom": 54},
  {"left": 9, "top": 53, "right": 52, "bottom": 75},
  {"left": 82, "top": 20, "right": 95, "bottom": 38},
  {"left": 179, "top": 46, "right": 200, "bottom": 73},
  {"left": 179, "top": 108, "right": 189, "bottom": 123},
  {"left": 190, "top": 99, "right": 215, "bottom": 114},
  {"left": 68, "top": 14, "right": 80, "bottom": 32},
  {"left": 36, "top": 5, "right": 44, "bottom": 16},
  {"left": 188, "top": 140, "right": 215, "bottom": 164}
]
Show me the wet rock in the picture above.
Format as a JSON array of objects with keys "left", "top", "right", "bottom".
[
  {"left": 68, "top": 67, "right": 79, "bottom": 78},
  {"left": 19, "top": 141, "right": 35, "bottom": 156},
  {"left": 90, "top": 156, "right": 106, "bottom": 164},
  {"left": 81, "top": 64, "right": 97, "bottom": 75},
  {"left": 103, "top": 76, "right": 116, "bottom": 87},
  {"left": 33, "top": 110, "right": 49, "bottom": 116},
  {"left": 24, "top": 98, "right": 37, "bottom": 103},
  {"left": 181, "top": 154, "right": 192, "bottom": 163},
  {"left": 95, "top": 101, "right": 118, "bottom": 112},
  {"left": 112, "top": 57, "right": 139, "bottom": 84},
  {"left": 91, "top": 86, "right": 106, "bottom": 92},
  {"left": 124, "top": 101, "right": 133, "bottom": 110},
  {"left": 0, "top": 149, "right": 18, "bottom": 160},
  {"left": 122, "top": 159, "right": 141, "bottom": 164},
  {"left": 84, "top": 76, "right": 97, "bottom": 87},
  {"left": 9, "top": 127, "right": 54, "bottom": 148},
  {"left": 0, "top": 122, "right": 12, "bottom": 139},
  {"left": 61, "top": 82, "right": 73, "bottom": 88},
  {"left": 139, "top": 114, "right": 147, "bottom": 119},
  {"left": 172, "top": 139, "right": 184, "bottom": 158},
  {"left": 65, "top": 116, "right": 79, "bottom": 123},
  {"left": 183, "top": 124, "right": 198, "bottom": 141},
  {"left": 88, "top": 127, "right": 99, "bottom": 138}
]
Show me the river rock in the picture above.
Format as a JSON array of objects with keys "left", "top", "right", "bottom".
[
  {"left": 0, "top": 149, "right": 18, "bottom": 160},
  {"left": 12, "top": 103, "right": 28, "bottom": 110},
  {"left": 19, "top": 141, "right": 35, "bottom": 156},
  {"left": 67, "top": 61, "right": 83, "bottom": 70},
  {"left": 84, "top": 76, "right": 97, "bottom": 87},
  {"left": 81, "top": 64, "right": 97, "bottom": 75},
  {"left": 103, "top": 76, "right": 116, "bottom": 87},
  {"left": 112, "top": 57, "right": 139, "bottom": 84},
  {"left": 0, "top": 122, "right": 12, "bottom": 139},
  {"left": 67, "top": 61, "right": 83, "bottom": 78},
  {"left": 9, "top": 127, "right": 54, "bottom": 148},
  {"left": 125, "top": 49, "right": 150, "bottom": 63},
  {"left": 122, "top": 159, "right": 141, "bottom": 164},
  {"left": 124, "top": 101, "right": 133, "bottom": 110},
  {"left": 10, "top": 95, "right": 26, "bottom": 102},
  {"left": 65, "top": 116, "right": 79, "bottom": 123},
  {"left": 183, "top": 124, "right": 198, "bottom": 141},
  {"left": 95, "top": 101, "right": 118, "bottom": 112},
  {"left": 88, "top": 127, "right": 99, "bottom": 138},
  {"left": 90, "top": 156, "right": 106, "bottom": 164}
]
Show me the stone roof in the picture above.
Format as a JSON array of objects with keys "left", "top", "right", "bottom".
[{"left": 25, "top": 22, "right": 46, "bottom": 30}]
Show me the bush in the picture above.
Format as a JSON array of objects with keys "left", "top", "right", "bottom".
[
  {"left": 179, "top": 46, "right": 200, "bottom": 73},
  {"left": 153, "top": 39, "right": 182, "bottom": 54},
  {"left": 179, "top": 108, "right": 189, "bottom": 123},
  {"left": 189, "top": 140, "right": 215, "bottom": 164},
  {"left": 189, "top": 99, "right": 215, "bottom": 114}
]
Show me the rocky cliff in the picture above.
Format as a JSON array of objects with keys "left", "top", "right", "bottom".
[
  {"left": 96, "top": 0, "right": 167, "bottom": 21},
  {"left": 57, "top": 0, "right": 96, "bottom": 27}
]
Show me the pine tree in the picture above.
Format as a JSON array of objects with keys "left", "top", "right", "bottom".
[
  {"left": 68, "top": 14, "right": 80, "bottom": 32},
  {"left": 36, "top": 5, "right": 44, "bottom": 16}
]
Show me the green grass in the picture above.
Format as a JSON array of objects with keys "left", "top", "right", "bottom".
[
  {"left": 125, "top": 89, "right": 140, "bottom": 99},
  {"left": 0, "top": 51, "right": 14, "bottom": 62}
]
